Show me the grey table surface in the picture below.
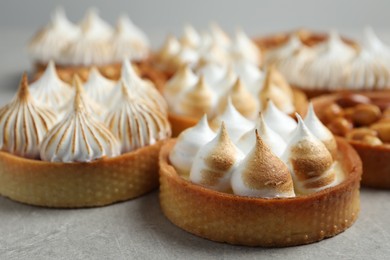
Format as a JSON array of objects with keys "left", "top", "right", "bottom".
[{"left": 0, "top": 28, "right": 390, "bottom": 260}]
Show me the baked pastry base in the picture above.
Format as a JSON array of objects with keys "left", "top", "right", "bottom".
[
  {"left": 33, "top": 59, "right": 168, "bottom": 92},
  {"left": 313, "top": 92, "right": 390, "bottom": 189},
  {"left": 168, "top": 88, "right": 308, "bottom": 137},
  {"left": 0, "top": 141, "right": 165, "bottom": 208},
  {"left": 159, "top": 138, "right": 362, "bottom": 247}
]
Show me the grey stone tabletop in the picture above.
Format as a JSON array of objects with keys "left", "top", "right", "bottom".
[{"left": 0, "top": 24, "right": 390, "bottom": 260}]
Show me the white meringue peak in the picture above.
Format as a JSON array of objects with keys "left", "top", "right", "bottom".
[
  {"left": 263, "top": 100, "right": 297, "bottom": 141},
  {"left": 111, "top": 15, "right": 150, "bottom": 61},
  {"left": 28, "top": 7, "right": 80, "bottom": 63},
  {"left": 0, "top": 73, "right": 58, "bottom": 159},
  {"left": 198, "top": 62, "right": 226, "bottom": 85},
  {"left": 232, "top": 130, "right": 295, "bottom": 198},
  {"left": 233, "top": 60, "right": 264, "bottom": 95},
  {"left": 363, "top": 27, "right": 390, "bottom": 58},
  {"left": 40, "top": 76, "right": 120, "bottom": 162},
  {"left": 304, "top": 103, "right": 337, "bottom": 158},
  {"left": 180, "top": 25, "right": 201, "bottom": 49},
  {"left": 105, "top": 81, "right": 171, "bottom": 153},
  {"left": 169, "top": 115, "right": 216, "bottom": 175},
  {"left": 230, "top": 29, "right": 261, "bottom": 65},
  {"left": 237, "top": 113, "right": 286, "bottom": 157},
  {"left": 190, "top": 122, "right": 244, "bottom": 192},
  {"left": 209, "top": 22, "right": 231, "bottom": 49},
  {"left": 281, "top": 115, "right": 337, "bottom": 195},
  {"left": 30, "top": 60, "right": 73, "bottom": 111},
  {"left": 210, "top": 98, "right": 255, "bottom": 142},
  {"left": 84, "top": 67, "right": 116, "bottom": 105},
  {"left": 157, "top": 35, "right": 181, "bottom": 62}
]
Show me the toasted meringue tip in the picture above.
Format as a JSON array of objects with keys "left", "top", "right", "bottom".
[
  {"left": 120, "top": 80, "right": 130, "bottom": 97},
  {"left": 18, "top": 72, "right": 30, "bottom": 99}
]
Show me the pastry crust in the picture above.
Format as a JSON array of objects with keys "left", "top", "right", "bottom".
[
  {"left": 169, "top": 88, "right": 308, "bottom": 137},
  {"left": 159, "top": 138, "right": 362, "bottom": 247},
  {"left": 33, "top": 59, "right": 167, "bottom": 92},
  {"left": 0, "top": 140, "right": 165, "bottom": 208},
  {"left": 313, "top": 92, "right": 390, "bottom": 189}
]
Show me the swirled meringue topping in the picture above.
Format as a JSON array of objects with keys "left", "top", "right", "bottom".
[
  {"left": 180, "top": 25, "right": 201, "bottom": 49},
  {"left": 217, "top": 78, "right": 258, "bottom": 120},
  {"left": 111, "top": 15, "right": 150, "bottom": 62},
  {"left": 304, "top": 103, "right": 337, "bottom": 158},
  {"left": 172, "top": 76, "right": 217, "bottom": 119},
  {"left": 40, "top": 75, "right": 120, "bottom": 162},
  {"left": 169, "top": 115, "right": 216, "bottom": 175},
  {"left": 163, "top": 64, "right": 198, "bottom": 106},
  {"left": 0, "top": 73, "right": 58, "bottom": 159},
  {"left": 84, "top": 67, "right": 116, "bottom": 105},
  {"left": 281, "top": 115, "right": 337, "bottom": 195},
  {"left": 28, "top": 8, "right": 80, "bottom": 63},
  {"left": 190, "top": 122, "right": 244, "bottom": 192},
  {"left": 263, "top": 100, "right": 297, "bottom": 141},
  {"left": 210, "top": 98, "right": 254, "bottom": 141},
  {"left": 231, "top": 130, "right": 295, "bottom": 198},
  {"left": 29, "top": 60, "right": 73, "bottom": 111},
  {"left": 237, "top": 113, "right": 286, "bottom": 157},
  {"left": 363, "top": 27, "right": 390, "bottom": 59},
  {"left": 264, "top": 33, "right": 302, "bottom": 66},
  {"left": 105, "top": 81, "right": 171, "bottom": 153}
]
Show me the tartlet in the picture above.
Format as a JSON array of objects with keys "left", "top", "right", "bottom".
[
  {"left": 257, "top": 28, "right": 390, "bottom": 98},
  {"left": 28, "top": 8, "right": 162, "bottom": 87},
  {"left": 0, "top": 67, "right": 170, "bottom": 207},
  {"left": 312, "top": 91, "right": 390, "bottom": 189},
  {"left": 159, "top": 104, "right": 362, "bottom": 247}
]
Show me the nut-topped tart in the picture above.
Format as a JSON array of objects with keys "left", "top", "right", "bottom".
[
  {"left": 313, "top": 91, "right": 390, "bottom": 189},
  {"left": 0, "top": 61, "right": 171, "bottom": 207},
  {"left": 159, "top": 101, "right": 361, "bottom": 247}
]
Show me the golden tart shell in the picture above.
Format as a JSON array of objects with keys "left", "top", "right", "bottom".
[
  {"left": 313, "top": 91, "right": 390, "bottom": 189},
  {"left": 0, "top": 140, "right": 166, "bottom": 208},
  {"left": 168, "top": 88, "right": 308, "bottom": 137},
  {"left": 159, "top": 138, "right": 362, "bottom": 247}
]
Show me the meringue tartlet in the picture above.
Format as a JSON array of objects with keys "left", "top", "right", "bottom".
[
  {"left": 257, "top": 28, "right": 390, "bottom": 98},
  {"left": 0, "top": 66, "right": 171, "bottom": 207},
  {"left": 159, "top": 104, "right": 362, "bottom": 247},
  {"left": 29, "top": 8, "right": 163, "bottom": 88},
  {"left": 163, "top": 61, "right": 307, "bottom": 136},
  {"left": 313, "top": 91, "right": 390, "bottom": 189}
]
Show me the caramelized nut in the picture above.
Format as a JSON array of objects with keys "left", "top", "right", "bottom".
[
  {"left": 370, "top": 97, "right": 390, "bottom": 111},
  {"left": 345, "top": 128, "right": 378, "bottom": 141},
  {"left": 322, "top": 103, "right": 344, "bottom": 123},
  {"left": 352, "top": 104, "right": 381, "bottom": 126},
  {"left": 382, "top": 108, "right": 390, "bottom": 119},
  {"left": 361, "top": 135, "right": 383, "bottom": 146},
  {"left": 336, "top": 93, "right": 371, "bottom": 108},
  {"left": 343, "top": 108, "right": 355, "bottom": 120},
  {"left": 327, "top": 118, "right": 353, "bottom": 136},
  {"left": 371, "top": 122, "right": 390, "bottom": 142}
]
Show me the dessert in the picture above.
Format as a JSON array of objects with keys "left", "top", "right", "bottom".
[
  {"left": 0, "top": 68, "right": 171, "bottom": 207},
  {"left": 164, "top": 61, "right": 307, "bottom": 136},
  {"left": 258, "top": 28, "right": 390, "bottom": 97},
  {"left": 159, "top": 103, "right": 362, "bottom": 247},
  {"left": 28, "top": 8, "right": 162, "bottom": 88},
  {"left": 313, "top": 92, "right": 390, "bottom": 189}
]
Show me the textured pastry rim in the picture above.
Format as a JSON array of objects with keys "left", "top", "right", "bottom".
[
  {"left": 0, "top": 140, "right": 166, "bottom": 208},
  {"left": 168, "top": 88, "right": 308, "bottom": 137},
  {"left": 312, "top": 91, "right": 390, "bottom": 189},
  {"left": 159, "top": 137, "right": 362, "bottom": 247}
]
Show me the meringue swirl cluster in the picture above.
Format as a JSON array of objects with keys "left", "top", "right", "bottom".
[
  {"left": 0, "top": 60, "right": 171, "bottom": 162},
  {"left": 164, "top": 60, "right": 296, "bottom": 120},
  {"left": 264, "top": 28, "right": 390, "bottom": 90},
  {"left": 28, "top": 8, "right": 150, "bottom": 66},
  {"left": 156, "top": 24, "right": 261, "bottom": 71},
  {"left": 169, "top": 101, "right": 343, "bottom": 197}
]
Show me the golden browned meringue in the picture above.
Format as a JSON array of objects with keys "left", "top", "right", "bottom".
[
  {"left": 259, "top": 66, "right": 295, "bottom": 114},
  {"left": 0, "top": 73, "right": 57, "bottom": 159},
  {"left": 282, "top": 115, "right": 337, "bottom": 195},
  {"left": 172, "top": 76, "right": 217, "bottom": 119},
  {"left": 231, "top": 130, "right": 295, "bottom": 198},
  {"left": 217, "top": 78, "right": 258, "bottom": 120},
  {"left": 105, "top": 81, "right": 171, "bottom": 153},
  {"left": 190, "top": 122, "right": 244, "bottom": 192}
]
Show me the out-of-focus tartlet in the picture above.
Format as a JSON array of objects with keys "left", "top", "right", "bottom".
[
  {"left": 28, "top": 8, "right": 162, "bottom": 87},
  {"left": 312, "top": 92, "right": 390, "bottom": 189},
  {"left": 162, "top": 58, "right": 307, "bottom": 136},
  {"left": 0, "top": 61, "right": 171, "bottom": 207},
  {"left": 257, "top": 28, "right": 390, "bottom": 98},
  {"left": 159, "top": 102, "right": 362, "bottom": 247}
]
